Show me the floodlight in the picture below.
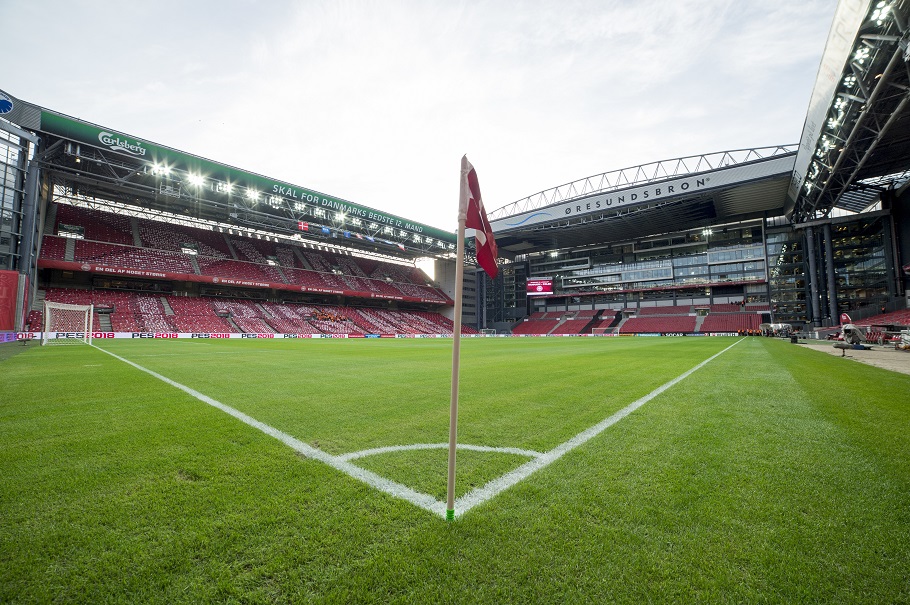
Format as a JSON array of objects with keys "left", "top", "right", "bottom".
[
  {"left": 187, "top": 174, "right": 205, "bottom": 187},
  {"left": 336, "top": 213, "right": 345, "bottom": 222},
  {"left": 870, "top": 1, "right": 891, "bottom": 25},
  {"left": 246, "top": 188, "right": 260, "bottom": 201}
]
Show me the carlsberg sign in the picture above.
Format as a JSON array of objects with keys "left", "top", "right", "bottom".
[{"left": 99, "top": 131, "right": 147, "bottom": 156}]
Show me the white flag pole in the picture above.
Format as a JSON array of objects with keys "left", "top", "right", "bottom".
[{"left": 446, "top": 156, "right": 469, "bottom": 521}]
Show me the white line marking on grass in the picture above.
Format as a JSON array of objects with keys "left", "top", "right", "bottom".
[
  {"left": 339, "top": 443, "right": 543, "bottom": 462},
  {"left": 453, "top": 338, "right": 745, "bottom": 515},
  {"left": 92, "top": 338, "right": 743, "bottom": 520},
  {"left": 92, "top": 345, "right": 447, "bottom": 517}
]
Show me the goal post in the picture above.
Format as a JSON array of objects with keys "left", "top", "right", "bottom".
[{"left": 42, "top": 302, "right": 94, "bottom": 345}]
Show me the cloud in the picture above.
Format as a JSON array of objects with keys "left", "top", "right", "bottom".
[{"left": 2, "top": 0, "right": 837, "bottom": 231}]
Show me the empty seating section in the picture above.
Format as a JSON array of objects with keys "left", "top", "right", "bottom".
[
  {"left": 639, "top": 306, "right": 692, "bottom": 315},
  {"left": 56, "top": 204, "right": 134, "bottom": 245},
  {"left": 700, "top": 314, "right": 761, "bottom": 333},
  {"left": 698, "top": 304, "right": 743, "bottom": 313},
  {"left": 166, "top": 296, "right": 235, "bottom": 333},
  {"left": 854, "top": 309, "right": 910, "bottom": 327},
  {"left": 340, "top": 275, "right": 378, "bottom": 293},
  {"left": 336, "top": 256, "right": 369, "bottom": 278},
  {"left": 590, "top": 318, "right": 617, "bottom": 332},
  {"left": 230, "top": 237, "right": 278, "bottom": 269},
  {"left": 94, "top": 290, "right": 142, "bottom": 331},
  {"left": 196, "top": 257, "right": 283, "bottom": 282},
  {"left": 283, "top": 267, "right": 341, "bottom": 290},
  {"left": 259, "top": 303, "right": 311, "bottom": 333},
  {"left": 26, "top": 310, "right": 43, "bottom": 330},
  {"left": 415, "top": 310, "right": 475, "bottom": 333},
  {"left": 74, "top": 240, "right": 196, "bottom": 273},
  {"left": 302, "top": 251, "right": 333, "bottom": 272},
  {"left": 275, "top": 246, "right": 300, "bottom": 269},
  {"left": 350, "top": 309, "right": 391, "bottom": 333},
  {"left": 745, "top": 303, "right": 771, "bottom": 312},
  {"left": 138, "top": 220, "right": 231, "bottom": 257},
  {"left": 619, "top": 316, "right": 698, "bottom": 334},
  {"left": 550, "top": 319, "right": 592, "bottom": 335},
  {"left": 209, "top": 300, "right": 274, "bottom": 333},
  {"left": 40, "top": 236, "right": 67, "bottom": 260},
  {"left": 512, "top": 319, "right": 560, "bottom": 334},
  {"left": 37, "top": 204, "right": 471, "bottom": 329},
  {"left": 42, "top": 203, "right": 451, "bottom": 304}
]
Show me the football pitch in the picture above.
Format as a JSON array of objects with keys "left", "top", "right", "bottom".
[{"left": 2, "top": 336, "right": 909, "bottom": 603}]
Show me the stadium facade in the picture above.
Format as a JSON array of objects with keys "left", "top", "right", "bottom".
[{"left": 1, "top": 0, "right": 909, "bottom": 338}]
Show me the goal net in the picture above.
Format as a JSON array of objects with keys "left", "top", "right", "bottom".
[{"left": 42, "top": 302, "right": 94, "bottom": 345}]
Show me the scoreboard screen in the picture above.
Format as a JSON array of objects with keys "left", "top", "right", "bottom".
[{"left": 526, "top": 278, "right": 553, "bottom": 296}]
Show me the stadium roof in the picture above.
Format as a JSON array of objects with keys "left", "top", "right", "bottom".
[
  {"left": 490, "top": 0, "right": 910, "bottom": 254},
  {"left": 488, "top": 147, "right": 796, "bottom": 255},
  {"left": 0, "top": 93, "right": 457, "bottom": 259},
  {"left": 788, "top": 0, "right": 910, "bottom": 221}
]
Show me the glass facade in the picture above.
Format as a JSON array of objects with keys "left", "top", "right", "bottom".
[
  {"left": 829, "top": 217, "right": 891, "bottom": 315},
  {"left": 478, "top": 211, "right": 901, "bottom": 329},
  {"left": 0, "top": 129, "right": 26, "bottom": 271},
  {"left": 766, "top": 229, "right": 807, "bottom": 324}
]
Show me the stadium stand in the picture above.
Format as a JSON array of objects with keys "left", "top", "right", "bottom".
[
  {"left": 196, "top": 256, "right": 284, "bottom": 283},
  {"left": 138, "top": 219, "right": 232, "bottom": 258},
  {"left": 618, "top": 315, "right": 698, "bottom": 334},
  {"left": 56, "top": 204, "right": 135, "bottom": 245},
  {"left": 512, "top": 317, "right": 560, "bottom": 334},
  {"left": 73, "top": 239, "right": 197, "bottom": 273},
  {"left": 853, "top": 309, "right": 910, "bottom": 327},
  {"left": 35, "top": 284, "right": 472, "bottom": 336},
  {"left": 699, "top": 313, "right": 761, "bottom": 333},
  {"left": 549, "top": 318, "right": 593, "bottom": 335},
  {"left": 639, "top": 306, "right": 693, "bottom": 315}
]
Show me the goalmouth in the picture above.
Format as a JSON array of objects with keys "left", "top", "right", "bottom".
[{"left": 43, "top": 302, "right": 94, "bottom": 345}]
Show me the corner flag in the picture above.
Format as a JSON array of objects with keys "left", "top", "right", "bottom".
[
  {"left": 459, "top": 156, "right": 498, "bottom": 278},
  {"left": 447, "top": 155, "right": 498, "bottom": 521}
]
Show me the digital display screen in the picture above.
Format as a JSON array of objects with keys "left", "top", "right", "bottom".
[{"left": 526, "top": 278, "right": 553, "bottom": 296}]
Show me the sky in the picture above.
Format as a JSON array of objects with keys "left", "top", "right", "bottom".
[{"left": 1, "top": 0, "right": 837, "bottom": 233}]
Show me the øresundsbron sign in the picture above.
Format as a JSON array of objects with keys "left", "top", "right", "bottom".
[{"left": 491, "top": 154, "right": 795, "bottom": 232}]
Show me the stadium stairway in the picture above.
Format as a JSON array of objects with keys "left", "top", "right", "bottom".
[
  {"left": 293, "top": 247, "right": 313, "bottom": 270},
  {"left": 160, "top": 297, "right": 175, "bottom": 316},
  {"left": 223, "top": 235, "right": 239, "bottom": 260},
  {"left": 547, "top": 315, "right": 568, "bottom": 335},
  {"left": 130, "top": 217, "right": 142, "bottom": 247},
  {"left": 256, "top": 302, "right": 274, "bottom": 319},
  {"left": 615, "top": 316, "right": 629, "bottom": 332},
  {"left": 31, "top": 288, "right": 45, "bottom": 312},
  {"left": 43, "top": 203, "right": 58, "bottom": 236},
  {"left": 694, "top": 315, "right": 706, "bottom": 332},
  {"left": 97, "top": 314, "right": 112, "bottom": 331},
  {"left": 64, "top": 238, "right": 75, "bottom": 262}
]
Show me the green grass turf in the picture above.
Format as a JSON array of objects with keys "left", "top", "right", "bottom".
[{"left": 1, "top": 336, "right": 908, "bottom": 603}]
